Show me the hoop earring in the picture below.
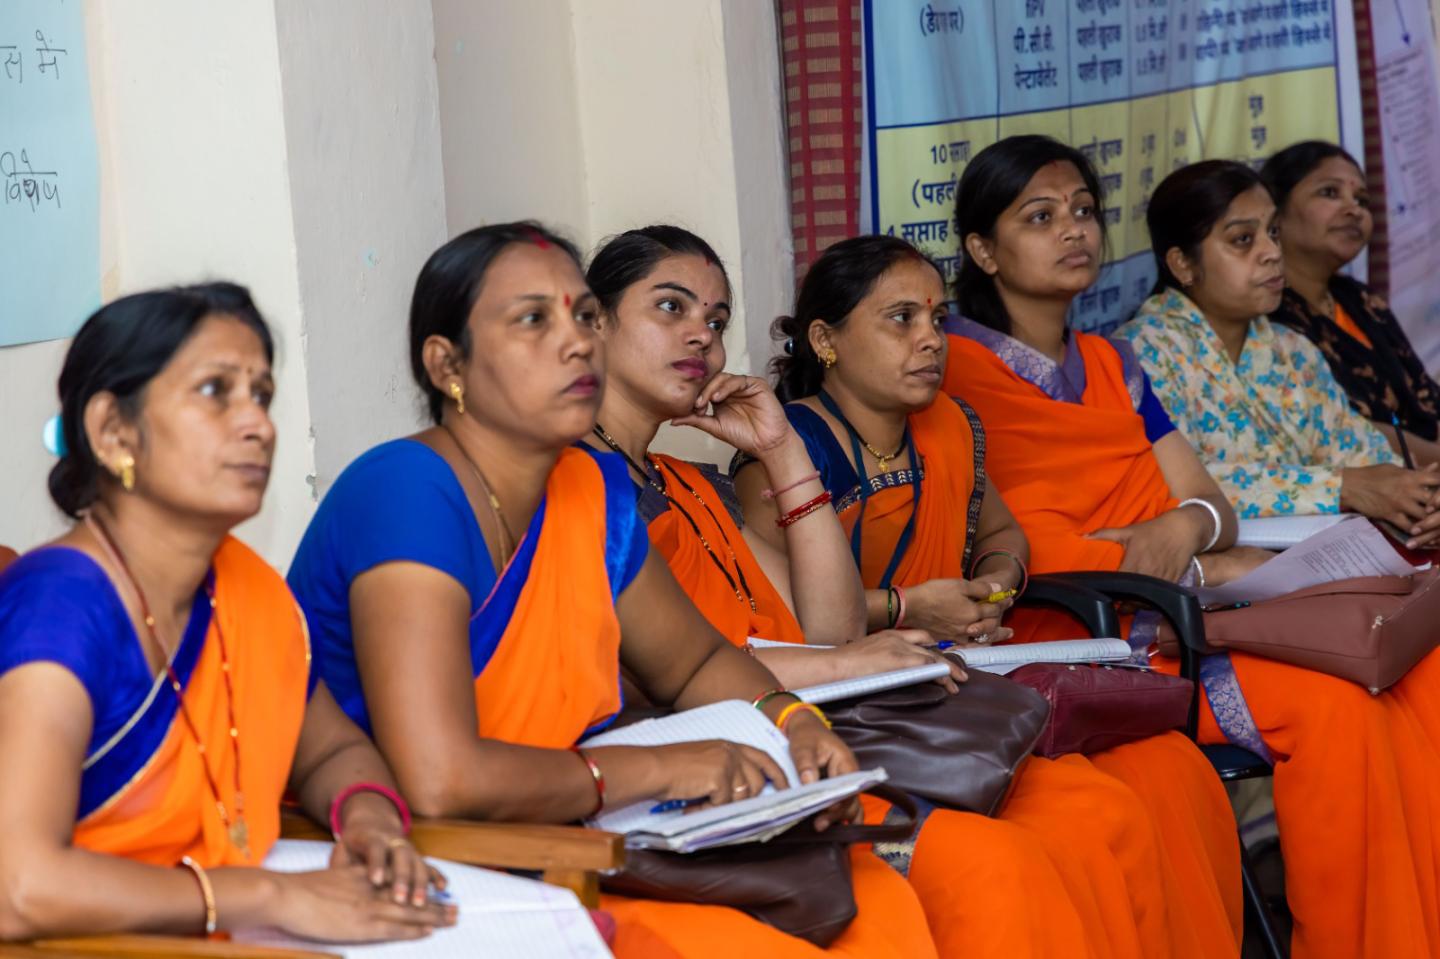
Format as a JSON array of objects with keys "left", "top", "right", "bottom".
[
  {"left": 117, "top": 453, "right": 136, "bottom": 493},
  {"left": 822, "top": 349, "right": 837, "bottom": 370},
  {"left": 450, "top": 382, "right": 466, "bottom": 415}
]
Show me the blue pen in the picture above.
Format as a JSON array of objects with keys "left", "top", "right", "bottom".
[
  {"left": 650, "top": 797, "right": 707, "bottom": 814},
  {"left": 1392, "top": 412, "right": 1417, "bottom": 470},
  {"left": 935, "top": 641, "right": 955, "bottom": 651}
]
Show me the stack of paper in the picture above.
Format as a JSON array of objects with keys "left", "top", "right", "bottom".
[
  {"left": 1196, "top": 515, "right": 1429, "bottom": 607},
  {"left": 581, "top": 700, "right": 886, "bottom": 852},
  {"left": 234, "top": 840, "right": 612, "bottom": 958},
  {"left": 957, "top": 637, "right": 1132, "bottom": 674}
]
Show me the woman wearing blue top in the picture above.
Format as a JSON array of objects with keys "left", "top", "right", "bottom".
[{"left": 287, "top": 221, "right": 939, "bottom": 959}]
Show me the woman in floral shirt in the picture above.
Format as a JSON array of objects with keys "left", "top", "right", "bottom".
[{"left": 1116, "top": 160, "right": 1440, "bottom": 549}]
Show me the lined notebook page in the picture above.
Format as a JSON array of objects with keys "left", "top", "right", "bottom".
[
  {"left": 959, "top": 637, "right": 1131, "bottom": 674},
  {"left": 234, "top": 840, "right": 612, "bottom": 959},
  {"left": 1236, "top": 514, "right": 1349, "bottom": 550},
  {"left": 746, "top": 637, "right": 828, "bottom": 651},
  {"left": 794, "top": 663, "right": 952, "bottom": 703},
  {"left": 582, "top": 700, "right": 799, "bottom": 783}
]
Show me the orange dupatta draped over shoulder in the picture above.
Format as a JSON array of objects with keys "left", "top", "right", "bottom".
[
  {"left": 947, "top": 328, "right": 1440, "bottom": 959},
  {"left": 831, "top": 397, "right": 978, "bottom": 589},
  {"left": 468, "top": 448, "right": 936, "bottom": 959},
  {"left": 645, "top": 455, "right": 806, "bottom": 647},
  {"left": 73, "top": 536, "right": 310, "bottom": 868},
  {"left": 783, "top": 392, "right": 1241, "bottom": 958}
]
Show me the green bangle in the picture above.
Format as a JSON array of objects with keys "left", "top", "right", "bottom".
[
  {"left": 886, "top": 586, "right": 898, "bottom": 628},
  {"left": 752, "top": 688, "right": 792, "bottom": 712}
]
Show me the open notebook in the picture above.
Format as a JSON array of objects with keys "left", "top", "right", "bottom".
[
  {"left": 957, "top": 637, "right": 1132, "bottom": 674},
  {"left": 580, "top": 700, "right": 886, "bottom": 853},
  {"left": 232, "top": 840, "right": 612, "bottom": 959}
]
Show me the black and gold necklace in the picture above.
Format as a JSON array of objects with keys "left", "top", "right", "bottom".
[{"left": 593, "top": 424, "right": 757, "bottom": 610}]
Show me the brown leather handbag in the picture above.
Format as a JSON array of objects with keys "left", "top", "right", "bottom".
[
  {"left": 825, "top": 669, "right": 1051, "bottom": 815},
  {"left": 1156, "top": 569, "right": 1440, "bottom": 692},
  {"left": 602, "top": 785, "right": 918, "bottom": 947},
  {"left": 1009, "top": 662, "right": 1194, "bottom": 757}
]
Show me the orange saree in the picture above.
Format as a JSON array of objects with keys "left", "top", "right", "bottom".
[
  {"left": 949, "top": 328, "right": 1440, "bottom": 959},
  {"left": 0, "top": 536, "right": 311, "bottom": 869},
  {"left": 469, "top": 447, "right": 935, "bottom": 959},
  {"left": 765, "top": 395, "right": 1240, "bottom": 957}
]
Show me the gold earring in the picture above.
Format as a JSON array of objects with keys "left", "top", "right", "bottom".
[
  {"left": 822, "top": 349, "right": 838, "bottom": 370},
  {"left": 450, "top": 382, "right": 465, "bottom": 415},
  {"left": 117, "top": 453, "right": 135, "bottom": 492}
]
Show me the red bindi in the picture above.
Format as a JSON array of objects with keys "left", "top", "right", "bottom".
[
  {"left": 926, "top": 297, "right": 932, "bottom": 306},
  {"left": 563, "top": 293, "right": 571, "bottom": 307}
]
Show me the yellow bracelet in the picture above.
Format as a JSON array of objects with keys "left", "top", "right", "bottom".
[
  {"left": 775, "top": 700, "right": 831, "bottom": 731},
  {"left": 178, "top": 855, "right": 217, "bottom": 935}
]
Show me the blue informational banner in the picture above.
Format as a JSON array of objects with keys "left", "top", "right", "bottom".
[
  {"left": 0, "top": 0, "right": 101, "bottom": 347},
  {"left": 862, "top": 0, "right": 1346, "bottom": 332}
]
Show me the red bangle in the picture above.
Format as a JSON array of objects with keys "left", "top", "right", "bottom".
[
  {"left": 893, "top": 584, "right": 908, "bottom": 628},
  {"left": 329, "top": 782, "right": 412, "bottom": 839},
  {"left": 761, "top": 471, "right": 821, "bottom": 500},
  {"left": 571, "top": 747, "right": 605, "bottom": 816},
  {"left": 776, "top": 491, "right": 832, "bottom": 529}
]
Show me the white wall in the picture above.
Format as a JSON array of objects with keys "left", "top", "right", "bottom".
[
  {"left": 274, "top": 0, "right": 448, "bottom": 494},
  {"left": 432, "top": 0, "right": 588, "bottom": 238},
  {"left": 0, "top": 0, "right": 316, "bottom": 563},
  {"left": 433, "top": 0, "right": 793, "bottom": 465},
  {"left": 0, "top": 0, "right": 793, "bottom": 560}
]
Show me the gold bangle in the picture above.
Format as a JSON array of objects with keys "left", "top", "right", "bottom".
[
  {"left": 775, "top": 700, "right": 831, "bottom": 731},
  {"left": 178, "top": 855, "right": 217, "bottom": 935}
]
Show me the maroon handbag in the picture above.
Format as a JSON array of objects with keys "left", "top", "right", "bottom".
[{"left": 1008, "top": 662, "right": 1193, "bottom": 757}]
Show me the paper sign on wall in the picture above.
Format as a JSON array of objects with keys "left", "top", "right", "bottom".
[{"left": 0, "top": 0, "right": 100, "bottom": 347}]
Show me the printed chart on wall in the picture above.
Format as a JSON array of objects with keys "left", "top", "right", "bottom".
[
  {"left": 862, "top": 0, "right": 1349, "bottom": 333},
  {"left": 0, "top": 0, "right": 101, "bottom": 347},
  {"left": 1369, "top": 0, "right": 1440, "bottom": 370}
]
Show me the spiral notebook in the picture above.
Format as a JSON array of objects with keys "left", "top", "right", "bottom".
[
  {"left": 957, "top": 637, "right": 1132, "bottom": 674},
  {"left": 793, "top": 662, "right": 953, "bottom": 703},
  {"left": 233, "top": 839, "right": 612, "bottom": 958}
]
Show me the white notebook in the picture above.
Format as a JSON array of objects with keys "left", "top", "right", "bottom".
[
  {"left": 1236, "top": 514, "right": 1349, "bottom": 550},
  {"left": 580, "top": 700, "right": 887, "bottom": 852},
  {"left": 232, "top": 839, "right": 612, "bottom": 959},
  {"left": 793, "top": 662, "right": 953, "bottom": 703},
  {"left": 957, "top": 637, "right": 1132, "bottom": 674}
]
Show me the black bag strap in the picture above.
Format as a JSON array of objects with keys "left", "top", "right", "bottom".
[{"left": 955, "top": 397, "right": 986, "bottom": 571}]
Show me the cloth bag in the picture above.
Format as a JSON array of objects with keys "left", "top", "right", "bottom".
[
  {"left": 601, "top": 785, "right": 918, "bottom": 947},
  {"left": 1009, "top": 662, "right": 1193, "bottom": 757},
  {"left": 825, "top": 669, "right": 1050, "bottom": 815},
  {"left": 1156, "top": 569, "right": 1440, "bottom": 693}
]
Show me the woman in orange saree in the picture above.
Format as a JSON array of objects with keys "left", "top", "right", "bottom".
[
  {"left": 729, "top": 232, "right": 1240, "bottom": 958},
  {"left": 0, "top": 285, "right": 448, "bottom": 944},
  {"left": 945, "top": 134, "right": 1440, "bottom": 959},
  {"left": 287, "top": 221, "right": 937, "bottom": 959}
]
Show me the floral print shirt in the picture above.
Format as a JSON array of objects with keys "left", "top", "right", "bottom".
[{"left": 1115, "top": 288, "right": 1398, "bottom": 518}]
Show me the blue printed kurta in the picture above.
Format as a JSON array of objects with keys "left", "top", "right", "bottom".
[{"left": 1116, "top": 288, "right": 1397, "bottom": 518}]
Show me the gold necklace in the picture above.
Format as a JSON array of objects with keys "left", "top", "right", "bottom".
[
  {"left": 85, "top": 512, "right": 250, "bottom": 857},
  {"left": 442, "top": 424, "right": 516, "bottom": 565},
  {"left": 862, "top": 438, "right": 907, "bottom": 473}
]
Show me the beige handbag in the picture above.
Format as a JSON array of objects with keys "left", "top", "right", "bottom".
[{"left": 1156, "top": 569, "right": 1440, "bottom": 693}]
